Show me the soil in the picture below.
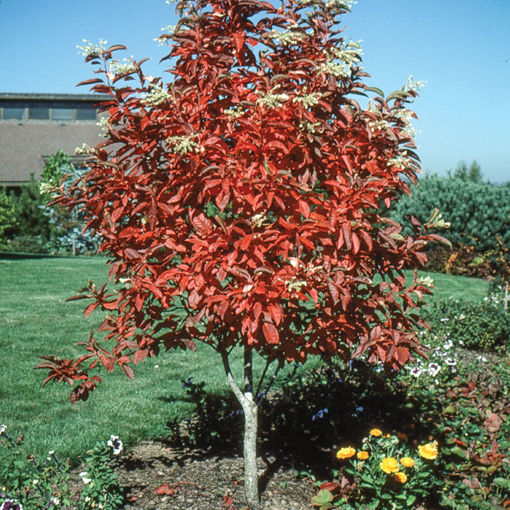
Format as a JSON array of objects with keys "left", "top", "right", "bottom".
[{"left": 114, "top": 441, "right": 316, "bottom": 509}]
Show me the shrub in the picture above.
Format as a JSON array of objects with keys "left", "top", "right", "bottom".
[
  {"left": 424, "top": 286, "right": 510, "bottom": 353},
  {"left": 0, "top": 190, "right": 16, "bottom": 245},
  {"left": 389, "top": 174, "right": 510, "bottom": 253}
]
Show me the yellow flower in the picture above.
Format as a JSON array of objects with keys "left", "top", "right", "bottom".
[
  {"left": 380, "top": 457, "right": 399, "bottom": 474},
  {"left": 400, "top": 457, "right": 415, "bottom": 468},
  {"left": 357, "top": 451, "right": 369, "bottom": 460},
  {"left": 393, "top": 472, "right": 407, "bottom": 484},
  {"left": 336, "top": 447, "right": 356, "bottom": 460},
  {"left": 369, "top": 428, "right": 382, "bottom": 437},
  {"left": 383, "top": 434, "right": 391, "bottom": 439},
  {"left": 418, "top": 441, "right": 438, "bottom": 460}
]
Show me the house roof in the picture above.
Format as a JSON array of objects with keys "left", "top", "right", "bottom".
[
  {"left": 0, "top": 121, "right": 104, "bottom": 186},
  {"left": 0, "top": 92, "right": 111, "bottom": 102}
]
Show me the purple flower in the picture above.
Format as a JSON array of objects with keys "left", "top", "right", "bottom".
[
  {"left": 107, "top": 435, "right": 123, "bottom": 455},
  {"left": 0, "top": 500, "right": 23, "bottom": 510}
]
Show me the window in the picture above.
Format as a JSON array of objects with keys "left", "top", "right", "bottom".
[
  {"left": 3, "top": 107, "right": 25, "bottom": 120},
  {"left": 29, "top": 107, "right": 50, "bottom": 120},
  {"left": 52, "top": 108, "right": 74, "bottom": 121},
  {"left": 76, "top": 107, "right": 97, "bottom": 120}
]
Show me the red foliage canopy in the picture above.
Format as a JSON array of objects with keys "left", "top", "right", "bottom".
[{"left": 39, "top": 0, "right": 445, "bottom": 403}]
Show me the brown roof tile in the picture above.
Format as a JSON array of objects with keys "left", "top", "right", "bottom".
[{"left": 0, "top": 120, "right": 104, "bottom": 185}]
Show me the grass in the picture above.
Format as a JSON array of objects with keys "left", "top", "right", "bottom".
[{"left": 0, "top": 255, "right": 489, "bottom": 462}]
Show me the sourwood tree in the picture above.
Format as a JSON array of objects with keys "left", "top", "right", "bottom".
[{"left": 38, "top": 0, "right": 447, "bottom": 506}]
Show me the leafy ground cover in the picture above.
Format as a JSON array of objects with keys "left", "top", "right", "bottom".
[{"left": 2, "top": 256, "right": 507, "bottom": 509}]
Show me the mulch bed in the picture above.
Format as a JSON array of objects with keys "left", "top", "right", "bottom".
[{"left": 115, "top": 441, "right": 315, "bottom": 509}]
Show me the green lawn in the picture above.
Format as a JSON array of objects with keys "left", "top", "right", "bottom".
[{"left": 0, "top": 256, "right": 488, "bottom": 462}]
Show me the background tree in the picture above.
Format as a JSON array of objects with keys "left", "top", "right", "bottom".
[
  {"left": 38, "top": 0, "right": 445, "bottom": 506},
  {"left": 0, "top": 189, "right": 16, "bottom": 246},
  {"left": 450, "top": 159, "right": 483, "bottom": 183}
]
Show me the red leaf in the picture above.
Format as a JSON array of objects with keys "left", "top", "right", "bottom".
[
  {"left": 262, "top": 322, "right": 279, "bottom": 344},
  {"left": 121, "top": 364, "right": 134, "bottom": 380}
]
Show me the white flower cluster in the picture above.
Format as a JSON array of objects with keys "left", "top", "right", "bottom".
[
  {"left": 75, "top": 142, "right": 96, "bottom": 155},
  {"left": 404, "top": 75, "right": 426, "bottom": 93},
  {"left": 267, "top": 26, "right": 305, "bottom": 46},
  {"left": 168, "top": 134, "right": 198, "bottom": 154},
  {"left": 318, "top": 60, "right": 351, "bottom": 78},
  {"left": 224, "top": 107, "right": 244, "bottom": 119},
  {"left": 296, "top": 0, "right": 357, "bottom": 12},
  {"left": 299, "top": 120, "right": 321, "bottom": 134},
  {"left": 332, "top": 40, "right": 363, "bottom": 67},
  {"left": 141, "top": 85, "right": 172, "bottom": 106},
  {"left": 386, "top": 155, "right": 409, "bottom": 168},
  {"left": 293, "top": 89, "right": 323, "bottom": 108},
  {"left": 368, "top": 119, "right": 390, "bottom": 132},
  {"left": 286, "top": 277, "right": 308, "bottom": 293},
  {"left": 416, "top": 275, "right": 435, "bottom": 288},
  {"left": 256, "top": 88, "right": 290, "bottom": 109},
  {"left": 109, "top": 57, "right": 136, "bottom": 76},
  {"left": 76, "top": 38, "right": 108, "bottom": 58},
  {"left": 154, "top": 25, "right": 177, "bottom": 46}
]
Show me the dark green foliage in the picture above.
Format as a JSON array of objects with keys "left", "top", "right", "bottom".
[
  {"left": 0, "top": 189, "right": 16, "bottom": 243},
  {"left": 40, "top": 149, "right": 73, "bottom": 191},
  {"left": 3, "top": 178, "right": 56, "bottom": 253},
  {"left": 390, "top": 174, "right": 510, "bottom": 252},
  {"left": 424, "top": 285, "right": 510, "bottom": 353},
  {"left": 449, "top": 160, "right": 483, "bottom": 183}
]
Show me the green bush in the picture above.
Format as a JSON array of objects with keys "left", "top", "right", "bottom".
[
  {"left": 0, "top": 189, "right": 16, "bottom": 244},
  {"left": 389, "top": 174, "right": 510, "bottom": 252},
  {"left": 424, "top": 285, "right": 510, "bottom": 353}
]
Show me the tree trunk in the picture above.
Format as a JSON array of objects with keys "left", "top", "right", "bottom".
[
  {"left": 242, "top": 391, "right": 259, "bottom": 508},
  {"left": 221, "top": 347, "right": 260, "bottom": 508}
]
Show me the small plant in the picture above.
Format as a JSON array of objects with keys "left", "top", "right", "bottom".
[
  {"left": 76, "top": 436, "right": 125, "bottom": 510},
  {"left": 0, "top": 425, "right": 71, "bottom": 509},
  {"left": 314, "top": 429, "right": 441, "bottom": 509},
  {"left": 0, "top": 427, "right": 124, "bottom": 510}
]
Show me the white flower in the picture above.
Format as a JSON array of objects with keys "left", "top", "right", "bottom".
[
  {"left": 168, "top": 134, "right": 198, "bottom": 154},
  {"left": 477, "top": 355, "right": 488, "bottom": 363},
  {"left": 49, "top": 497, "right": 60, "bottom": 507},
  {"left": 445, "top": 357, "right": 457, "bottom": 366},
  {"left": 404, "top": 75, "right": 426, "bottom": 92},
  {"left": 107, "top": 434, "right": 123, "bottom": 455},
  {"left": 79, "top": 471, "right": 92, "bottom": 484},
  {"left": 77, "top": 39, "right": 108, "bottom": 58},
  {"left": 440, "top": 317, "right": 449, "bottom": 323},
  {"left": 428, "top": 363, "right": 441, "bottom": 377},
  {"left": 410, "top": 367, "right": 422, "bottom": 377},
  {"left": 0, "top": 424, "right": 6, "bottom": 434},
  {"left": 444, "top": 339, "right": 453, "bottom": 350},
  {"left": 32, "top": 480, "right": 38, "bottom": 486}
]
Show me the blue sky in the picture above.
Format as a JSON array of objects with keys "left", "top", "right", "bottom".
[{"left": 1, "top": 0, "right": 509, "bottom": 182}]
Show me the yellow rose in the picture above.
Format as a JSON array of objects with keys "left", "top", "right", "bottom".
[
  {"left": 393, "top": 472, "right": 407, "bottom": 483},
  {"left": 369, "top": 428, "right": 382, "bottom": 437},
  {"left": 418, "top": 441, "right": 438, "bottom": 460},
  {"left": 357, "top": 451, "right": 369, "bottom": 460},
  {"left": 400, "top": 457, "right": 415, "bottom": 468},
  {"left": 336, "top": 446, "right": 356, "bottom": 460},
  {"left": 380, "top": 457, "right": 399, "bottom": 474}
]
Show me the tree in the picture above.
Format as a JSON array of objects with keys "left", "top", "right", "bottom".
[
  {"left": 450, "top": 159, "right": 483, "bottom": 183},
  {"left": 0, "top": 189, "right": 16, "bottom": 245},
  {"left": 41, "top": 150, "right": 98, "bottom": 255},
  {"left": 38, "top": 0, "right": 446, "bottom": 506}
]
